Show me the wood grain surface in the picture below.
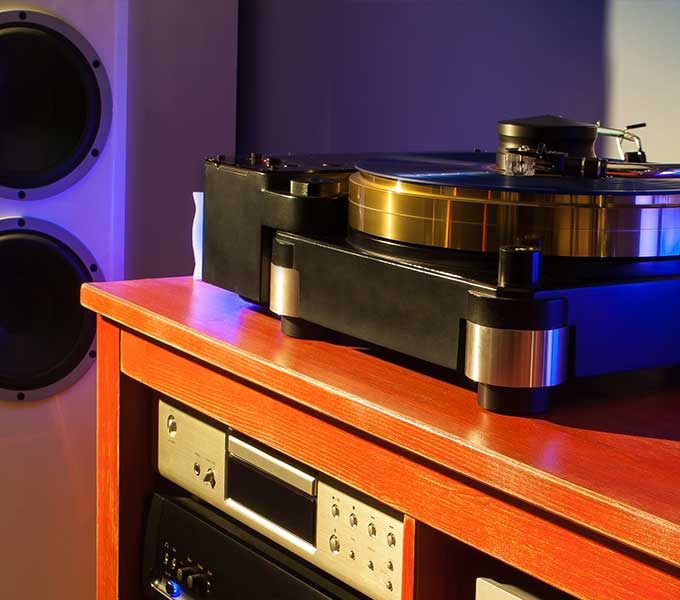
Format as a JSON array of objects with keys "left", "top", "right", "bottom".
[
  {"left": 95, "top": 317, "right": 120, "bottom": 600},
  {"left": 120, "top": 330, "right": 680, "bottom": 599},
  {"left": 414, "top": 523, "right": 575, "bottom": 600},
  {"left": 82, "top": 277, "right": 680, "bottom": 571},
  {"left": 402, "top": 516, "right": 416, "bottom": 600}
]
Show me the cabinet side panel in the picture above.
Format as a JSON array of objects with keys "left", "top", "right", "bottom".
[{"left": 96, "top": 316, "right": 121, "bottom": 600}]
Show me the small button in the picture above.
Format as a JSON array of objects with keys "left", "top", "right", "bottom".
[
  {"left": 329, "top": 535, "right": 340, "bottom": 554},
  {"left": 386, "top": 580, "right": 393, "bottom": 591},
  {"left": 187, "top": 573, "right": 208, "bottom": 593},
  {"left": 387, "top": 532, "right": 396, "bottom": 548},
  {"left": 171, "top": 557, "right": 177, "bottom": 569},
  {"left": 163, "top": 553, "right": 169, "bottom": 565},
  {"left": 348, "top": 513, "right": 358, "bottom": 528},
  {"left": 331, "top": 504, "right": 340, "bottom": 518},
  {"left": 349, "top": 550, "right": 355, "bottom": 560},
  {"left": 167, "top": 415, "right": 177, "bottom": 437},
  {"left": 386, "top": 560, "right": 394, "bottom": 571},
  {"left": 367, "top": 522, "right": 376, "bottom": 537},
  {"left": 203, "top": 469, "right": 216, "bottom": 489},
  {"left": 368, "top": 560, "right": 374, "bottom": 571},
  {"left": 193, "top": 462, "right": 201, "bottom": 476}
]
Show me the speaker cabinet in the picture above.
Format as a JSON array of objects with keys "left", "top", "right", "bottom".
[{"left": 0, "top": 2, "right": 237, "bottom": 599}]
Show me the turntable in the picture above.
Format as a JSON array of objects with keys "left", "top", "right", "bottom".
[{"left": 201, "top": 116, "right": 680, "bottom": 415}]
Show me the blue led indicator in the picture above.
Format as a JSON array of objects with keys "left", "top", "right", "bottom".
[{"left": 165, "top": 579, "right": 182, "bottom": 598}]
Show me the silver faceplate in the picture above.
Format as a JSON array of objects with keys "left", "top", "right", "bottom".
[
  {"left": 157, "top": 399, "right": 404, "bottom": 600},
  {"left": 158, "top": 400, "right": 226, "bottom": 510},
  {"left": 316, "top": 480, "right": 403, "bottom": 599}
]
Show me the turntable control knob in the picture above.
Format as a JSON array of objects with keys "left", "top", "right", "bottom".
[{"left": 329, "top": 534, "right": 341, "bottom": 553}]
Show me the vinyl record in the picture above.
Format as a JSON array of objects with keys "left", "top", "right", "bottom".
[{"left": 355, "top": 153, "right": 680, "bottom": 195}]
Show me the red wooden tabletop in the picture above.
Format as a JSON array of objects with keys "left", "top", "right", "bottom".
[{"left": 82, "top": 276, "right": 680, "bottom": 569}]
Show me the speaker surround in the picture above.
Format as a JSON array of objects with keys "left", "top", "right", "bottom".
[{"left": 0, "top": 9, "right": 112, "bottom": 200}]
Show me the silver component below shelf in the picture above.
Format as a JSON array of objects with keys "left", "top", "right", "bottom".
[
  {"left": 269, "top": 263, "right": 300, "bottom": 317},
  {"left": 476, "top": 578, "right": 544, "bottom": 600},
  {"left": 464, "top": 323, "right": 569, "bottom": 389},
  {"left": 228, "top": 436, "right": 317, "bottom": 496}
]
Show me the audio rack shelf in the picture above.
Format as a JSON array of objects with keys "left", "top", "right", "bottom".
[{"left": 82, "top": 276, "right": 680, "bottom": 600}]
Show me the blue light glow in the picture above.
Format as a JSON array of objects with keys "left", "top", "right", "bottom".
[
  {"left": 166, "top": 579, "right": 182, "bottom": 598},
  {"left": 661, "top": 209, "right": 680, "bottom": 255}
]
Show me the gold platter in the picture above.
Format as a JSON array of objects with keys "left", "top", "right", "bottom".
[{"left": 348, "top": 170, "right": 680, "bottom": 258}]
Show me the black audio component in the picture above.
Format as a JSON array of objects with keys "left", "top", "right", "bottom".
[{"left": 143, "top": 494, "right": 368, "bottom": 600}]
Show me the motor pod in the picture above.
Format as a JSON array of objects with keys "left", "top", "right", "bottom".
[{"left": 464, "top": 246, "right": 570, "bottom": 415}]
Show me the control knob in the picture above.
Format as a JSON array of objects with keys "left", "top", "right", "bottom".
[
  {"left": 187, "top": 572, "right": 209, "bottom": 595},
  {"left": 176, "top": 567, "right": 197, "bottom": 583}
]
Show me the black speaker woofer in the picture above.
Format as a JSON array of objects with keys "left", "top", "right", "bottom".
[
  {"left": 0, "top": 218, "right": 103, "bottom": 401},
  {"left": 0, "top": 10, "right": 112, "bottom": 200}
]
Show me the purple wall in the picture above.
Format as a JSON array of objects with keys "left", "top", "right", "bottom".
[
  {"left": 125, "top": 1, "right": 237, "bottom": 279},
  {"left": 237, "top": 0, "right": 606, "bottom": 155}
]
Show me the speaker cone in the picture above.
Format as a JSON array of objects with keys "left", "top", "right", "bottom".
[
  {"left": 0, "top": 218, "right": 101, "bottom": 400},
  {"left": 0, "top": 10, "right": 112, "bottom": 199}
]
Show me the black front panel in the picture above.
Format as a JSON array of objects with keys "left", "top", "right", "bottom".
[
  {"left": 0, "top": 20, "right": 101, "bottom": 189},
  {"left": 144, "top": 494, "right": 365, "bottom": 600},
  {"left": 228, "top": 456, "right": 317, "bottom": 544},
  {"left": 0, "top": 230, "right": 94, "bottom": 391}
]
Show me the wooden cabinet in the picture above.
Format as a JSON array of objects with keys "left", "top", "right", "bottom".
[{"left": 82, "top": 277, "right": 680, "bottom": 600}]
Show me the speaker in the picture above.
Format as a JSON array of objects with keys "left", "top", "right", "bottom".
[
  {"left": 0, "top": 2, "right": 237, "bottom": 599},
  {"left": 0, "top": 7, "right": 112, "bottom": 402}
]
